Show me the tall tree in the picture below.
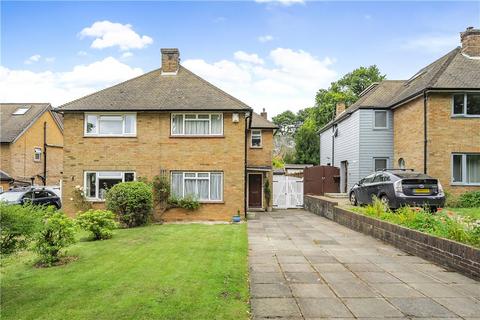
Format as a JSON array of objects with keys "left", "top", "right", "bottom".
[
  {"left": 294, "top": 117, "right": 319, "bottom": 165},
  {"left": 272, "top": 110, "right": 300, "bottom": 136}
]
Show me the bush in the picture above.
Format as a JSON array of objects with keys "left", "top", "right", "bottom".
[
  {"left": 0, "top": 204, "right": 43, "bottom": 255},
  {"left": 168, "top": 195, "right": 201, "bottom": 211},
  {"left": 444, "top": 190, "right": 459, "bottom": 208},
  {"left": 458, "top": 191, "right": 480, "bottom": 208},
  {"left": 34, "top": 210, "right": 76, "bottom": 265},
  {"left": 105, "top": 181, "right": 153, "bottom": 228},
  {"left": 76, "top": 209, "right": 118, "bottom": 240}
]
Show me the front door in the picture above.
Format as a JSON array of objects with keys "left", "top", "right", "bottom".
[{"left": 248, "top": 174, "right": 262, "bottom": 208}]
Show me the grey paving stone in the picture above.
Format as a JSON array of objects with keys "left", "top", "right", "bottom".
[
  {"left": 249, "top": 256, "right": 277, "bottom": 265},
  {"left": 388, "top": 297, "right": 457, "bottom": 318},
  {"left": 284, "top": 272, "right": 323, "bottom": 284},
  {"left": 297, "top": 298, "right": 354, "bottom": 318},
  {"left": 369, "top": 283, "right": 424, "bottom": 298},
  {"left": 345, "top": 263, "right": 383, "bottom": 272},
  {"left": 320, "top": 271, "right": 358, "bottom": 283},
  {"left": 251, "top": 298, "right": 302, "bottom": 318},
  {"left": 307, "top": 255, "right": 339, "bottom": 264},
  {"left": 281, "top": 263, "right": 314, "bottom": 272},
  {"left": 451, "top": 284, "right": 480, "bottom": 297},
  {"left": 251, "top": 283, "right": 292, "bottom": 298},
  {"left": 433, "top": 297, "right": 480, "bottom": 317},
  {"left": 409, "top": 283, "right": 466, "bottom": 297},
  {"left": 430, "top": 271, "right": 478, "bottom": 284},
  {"left": 355, "top": 272, "right": 402, "bottom": 283},
  {"left": 250, "top": 264, "right": 280, "bottom": 273},
  {"left": 313, "top": 263, "right": 348, "bottom": 272},
  {"left": 250, "top": 272, "right": 285, "bottom": 284},
  {"left": 290, "top": 284, "right": 336, "bottom": 298},
  {"left": 330, "top": 281, "right": 381, "bottom": 298},
  {"left": 391, "top": 271, "right": 439, "bottom": 283},
  {"left": 343, "top": 298, "right": 404, "bottom": 318},
  {"left": 277, "top": 255, "right": 308, "bottom": 264}
]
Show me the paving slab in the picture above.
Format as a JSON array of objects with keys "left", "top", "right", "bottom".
[
  {"left": 297, "top": 298, "right": 354, "bottom": 318},
  {"left": 343, "top": 298, "right": 404, "bottom": 318},
  {"left": 290, "top": 284, "right": 336, "bottom": 298},
  {"left": 251, "top": 298, "right": 302, "bottom": 318},
  {"left": 388, "top": 297, "right": 457, "bottom": 318}
]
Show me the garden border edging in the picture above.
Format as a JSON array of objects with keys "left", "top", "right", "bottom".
[{"left": 304, "top": 195, "right": 480, "bottom": 280}]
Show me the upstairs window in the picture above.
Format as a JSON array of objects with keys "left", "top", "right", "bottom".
[
  {"left": 374, "top": 111, "right": 388, "bottom": 129},
  {"left": 84, "top": 114, "right": 136, "bottom": 136},
  {"left": 452, "top": 93, "right": 480, "bottom": 116},
  {"left": 171, "top": 113, "right": 223, "bottom": 136},
  {"left": 84, "top": 171, "right": 135, "bottom": 200},
  {"left": 374, "top": 158, "right": 388, "bottom": 171},
  {"left": 251, "top": 130, "right": 262, "bottom": 147},
  {"left": 34, "top": 147, "right": 42, "bottom": 162},
  {"left": 452, "top": 154, "right": 480, "bottom": 185}
]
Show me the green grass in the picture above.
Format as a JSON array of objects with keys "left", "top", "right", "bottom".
[
  {"left": 445, "top": 207, "right": 480, "bottom": 220},
  {"left": 1, "top": 224, "right": 249, "bottom": 320}
]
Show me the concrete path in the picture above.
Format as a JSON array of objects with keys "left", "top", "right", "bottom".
[{"left": 248, "top": 210, "right": 480, "bottom": 320}]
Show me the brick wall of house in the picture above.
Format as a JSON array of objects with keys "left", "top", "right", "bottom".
[
  {"left": 62, "top": 112, "right": 247, "bottom": 221},
  {"left": 427, "top": 93, "right": 480, "bottom": 195},
  {"left": 1, "top": 112, "right": 63, "bottom": 185},
  {"left": 247, "top": 130, "right": 274, "bottom": 167}
]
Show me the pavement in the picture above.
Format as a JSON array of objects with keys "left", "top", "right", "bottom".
[{"left": 248, "top": 209, "right": 480, "bottom": 320}]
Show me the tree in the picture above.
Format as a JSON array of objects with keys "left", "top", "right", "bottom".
[
  {"left": 294, "top": 118, "right": 319, "bottom": 164},
  {"left": 272, "top": 110, "right": 299, "bottom": 136}
]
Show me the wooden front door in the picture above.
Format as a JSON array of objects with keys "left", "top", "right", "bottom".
[{"left": 248, "top": 174, "right": 262, "bottom": 208}]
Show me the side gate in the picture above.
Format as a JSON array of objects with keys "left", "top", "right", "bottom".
[
  {"left": 303, "top": 165, "right": 340, "bottom": 196},
  {"left": 273, "top": 175, "right": 304, "bottom": 209}
]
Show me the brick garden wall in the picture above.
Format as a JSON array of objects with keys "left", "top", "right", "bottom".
[{"left": 304, "top": 195, "right": 480, "bottom": 280}]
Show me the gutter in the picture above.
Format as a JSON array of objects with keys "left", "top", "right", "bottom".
[
  {"left": 53, "top": 108, "right": 252, "bottom": 114},
  {"left": 423, "top": 91, "right": 428, "bottom": 174},
  {"left": 244, "top": 110, "right": 253, "bottom": 219}
]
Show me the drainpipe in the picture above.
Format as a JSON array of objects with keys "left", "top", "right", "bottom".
[
  {"left": 244, "top": 111, "right": 253, "bottom": 219},
  {"left": 423, "top": 91, "right": 428, "bottom": 174},
  {"left": 43, "top": 122, "right": 47, "bottom": 186}
]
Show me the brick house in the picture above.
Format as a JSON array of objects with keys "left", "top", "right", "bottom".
[
  {"left": 56, "top": 48, "right": 277, "bottom": 220},
  {"left": 0, "top": 103, "right": 64, "bottom": 189},
  {"left": 320, "top": 27, "right": 480, "bottom": 196}
]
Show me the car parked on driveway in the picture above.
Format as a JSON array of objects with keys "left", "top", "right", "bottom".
[
  {"left": 349, "top": 169, "right": 445, "bottom": 212},
  {"left": 0, "top": 187, "right": 62, "bottom": 209}
]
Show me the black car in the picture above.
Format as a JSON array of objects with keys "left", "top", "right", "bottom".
[
  {"left": 349, "top": 169, "right": 445, "bottom": 212},
  {"left": 0, "top": 187, "right": 62, "bottom": 209}
]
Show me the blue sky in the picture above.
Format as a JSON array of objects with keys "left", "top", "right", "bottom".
[{"left": 1, "top": 1, "right": 479, "bottom": 115}]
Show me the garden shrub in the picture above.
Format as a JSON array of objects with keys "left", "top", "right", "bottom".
[
  {"left": 76, "top": 209, "right": 118, "bottom": 240},
  {"left": 0, "top": 203, "right": 43, "bottom": 255},
  {"left": 458, "top": 191, "right": 480, "bottom": 208},
  {"left": 444, "top": 190, "right": 459, "bottom": 208},
  {"left": 34, "top": 210, "right": 76, "bottom": 265},
  {"left": 168, "top": 195, "right": 201, "bottom": 211},
  {"left": 105, "top": 181, "right": 153, "bottom": 227}
]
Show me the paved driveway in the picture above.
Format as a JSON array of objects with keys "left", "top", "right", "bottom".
[{"left": 248, "top": 210, "right": 480, "bottom": 320}]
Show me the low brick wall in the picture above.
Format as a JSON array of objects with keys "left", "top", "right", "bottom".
[{"left": 304, "top": 195, "right": 480, "bottom": 280}]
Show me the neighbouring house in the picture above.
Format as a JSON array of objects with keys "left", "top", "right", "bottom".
[
  {"left": 56, "top": 48, "right": 277, "bottom": 220},
  {"left": 0, "top": 103, "right": 64, "bottom": 188},
  {"left": 319, "top": 27, "right": 480, "bottom": 195},
  {"left": 0, "top": 170, "right": 14, "bottom": 192}
]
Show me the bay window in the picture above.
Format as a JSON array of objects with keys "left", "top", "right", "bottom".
[
  {"left": 85, "top": 113, "right": 136, "bottom": 136},
  {"left": 171, "top": 171, "right": 223, "bottom": 202},
  {"left": 452, "top": 93, "right": 480, "bottom": 117},
  {"left": 171, "top": 113, "right": 223, "bottom": 136},
  {"left": 84, "top": 171, "right": 135, "bottom": 200},
  {"left": 452, "top": 154, "right": 480, "bottom": 185}
]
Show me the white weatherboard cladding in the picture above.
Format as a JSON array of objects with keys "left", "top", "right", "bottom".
[{"left": 320, "top": 130, "right": 333, "bottom": 165}]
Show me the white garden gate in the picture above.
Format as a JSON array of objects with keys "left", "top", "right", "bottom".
[{"left": 273, "top": 175, "right": 304, "bottom": 209}]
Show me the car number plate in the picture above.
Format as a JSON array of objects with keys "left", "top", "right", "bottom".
[{"left": 413, "top": 188, "right": 430, "bottom": 194}]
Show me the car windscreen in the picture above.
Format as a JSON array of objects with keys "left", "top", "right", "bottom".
[{"left": 0, "top": 192, "right": 23, "bottom": 202}]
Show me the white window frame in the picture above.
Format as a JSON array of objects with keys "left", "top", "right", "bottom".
[
  {"left": 452, "top": 93, "right": 480, "bottom": 117},
  {"left": 170, "top": 113, "right": 223, "bottom": 136},
  {"left": 451, "top": 153, "right": 480, "bottom": 186},
  {"left": 373, "top": 157, "right": 389, "bottom": 171},
  {"left": 84, "top": 113, "right": 137, "bottom": 137},
  {"left": 171, "top": 171, "right": 223, "bottom": 202},
  {"left": 373, "top": 110, "right": 388, "bottom": 129},
  {"left": 33, "top": 147, "right": 42, "bottom": 162},
  {"left": 83, "top": 171, "right": 136, "bottom": 201},
  {"left": 251, "top": 129, "right": 262, "bottom": 148}
]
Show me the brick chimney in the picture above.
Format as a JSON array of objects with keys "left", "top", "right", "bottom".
[
  {"left": 461, "top": 27, "right": 480, "bottom": 57},
  {"left": 161, "top": 48, "right": 180, "bottom": 74},
  {"left": 335, "top": 102, "right": 346, "bottom": 117},
  {"left": 260, "top": 108, "right": 268, "bottom": 119}
]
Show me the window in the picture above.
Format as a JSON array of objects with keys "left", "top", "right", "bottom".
[
  {"left": 12, "top": 107, "right": 29, "bottom": 115},
  {"left": 84, "top": 171, "right": 135, "bottom": 200},
  {"left": 34, "top": 147, "right": 42, "bottom": 162},
  {"left": 363, "top": 173, "right": 376, "bottom": 184},
  {"left": 398, "top": 158, "right": 406, "bottom": 169},
  {"left": 171, "top": 171, "right": 223, "bottom": 202},
  {"left": 374, "top": 111, "right": 388, "bottom": 129},
  {"left": 84, "top": 114, "right": 136, "bottom": 136},
  {"left": 374, "top": 158, "right": 388, "bottom": 171},
  {"left": 171, "top": 113, "right": 223, "bottom": 136},
  {"left": 452, "top": 93, "right": 480, "bottom": 116},
  {"left": 452, "top": 154, "right": 480, "bottom": 185},
  {"left": 251, "top": 130, "right": 262, "bottom": 147}
]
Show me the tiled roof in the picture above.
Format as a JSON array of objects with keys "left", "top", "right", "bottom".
[
  {"left": 250, "top": 112, "right": 278, "bottom": 129},
  {"left": 0, "top": 103, "right": 58, "bottom": 143},
  {"left": 57, "top": 66, "right": 251, "bottom": 112}
]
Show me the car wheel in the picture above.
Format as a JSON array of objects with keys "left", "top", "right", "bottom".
[
  {"left": 380, "top": 195, "right": 390, "bottom": 211},
  {"left": 349, "top": 192, "right": 358, "bottom": 206}
]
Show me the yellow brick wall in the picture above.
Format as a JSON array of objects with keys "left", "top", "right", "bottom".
[
  {"left": 0, "top": 111, "right": 63, "bottom": 185},
  {"left": 62, "top": 112, "right": 247, "bottom": 220}
]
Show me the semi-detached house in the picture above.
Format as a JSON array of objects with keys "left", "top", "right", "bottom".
[{"left": 56, "top": 48, "right": 277, "bottom": 221}]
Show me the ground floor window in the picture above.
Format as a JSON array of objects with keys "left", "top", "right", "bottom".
[
  {"left": 452, "top": 153, "right": 480, "bottom": 185},
  {"left": 373, "top": 158, "right": 388, "bottom": 171},
  {"left": 84, "top": 171, "right": 135, "bottom": 200},
  {"left": 171, "top": 171, "right": 223, "bottom": 202}
]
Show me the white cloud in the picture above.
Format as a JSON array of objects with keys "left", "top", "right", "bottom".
[
  {"left": 255, "top": 0, "right": 305, "bottom": 6},
  {"left": 24, "top": 54, "right": 41, "bottom": 64},
  {"left": 258, "top": 35, "right": 274, "bottom": 43},
  {"left": 0, "top": 57, "right": 143, "bottom": 106},
  {"left": 79, "top": 20, "right": 153, "bottom": 51},
  {"left": 402, "top": 34, "right": 458, "bottom": 53},
  {"left": 184, "top": 48, "right": 337, "bottom": 116},
  {"left": 121, "top": 52, "right": 133, "bottom": 59},
  {"left": 45, "top": 57, "right": 56, "bottom": 63},
  {"left": 234, "top": 51, "right": 264, "bottom": 65}
]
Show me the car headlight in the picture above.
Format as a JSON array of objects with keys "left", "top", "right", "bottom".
[{"left": 394, "top": 180, "right": 403, "bottom": 194}]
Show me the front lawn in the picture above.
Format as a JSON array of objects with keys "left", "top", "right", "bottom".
[
  {"left": 1, "top": 224, "right": 249, "bottom": 320},
  {"left": 445, "top": 207, "right": 480, "bottom": 220}
]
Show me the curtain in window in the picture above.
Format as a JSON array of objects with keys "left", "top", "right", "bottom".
[
  {"left": 185, "top": 179, "right": 197, "bottom": 197},
  {"left": 467, "top": 155, "right": 480, "bottom": 183},
  {"left": 172, "top": 115, "right": 183, "bottom": 134},
  {"left": 210, "top": 173, "right": 222, "bottom": 200},
  {"left": 211, "top": 115, "right": 222, "bottom": 134},
  {"left": 185, "top": 120, "right": 209, "bottom": 135},
  {"left": 198, "top": 179, "right": 209, "bottom": 200},
  {"left": 124, "top": 115, "right": 136, "bottom": 134},
  {"left": 99, "top": 116, "right": 123, "bottom": 134},
  {"left": 86, "top": 173, "right": 96, "bottom": 198},
  {"left": 452, "top": 155, "right": 463, "bottom": 182},
  {"left": 171, "top": 173, "right": 183, "bottom": 197}
]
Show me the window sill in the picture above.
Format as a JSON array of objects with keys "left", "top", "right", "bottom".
[
  {"left": 451, "top": 183, "right": 480, "bottom": 186},
  {"left": 450, "top": 115, "right": 480, "bottom": 118},
  {"left": 198, "top": 201, "right": 225, "bottom": 204},
  {"left": 250, "top": 146, "right": 263, "bottom": 149},
  {"left": 373, "top": 127, "right": 389, "bottom": 130},
  {"left": 169, "top": 135, "right": 225, "bottom": 139},
  {"left": 86, "top": 199, "right": 106, "bottom": 203},
  {"left": 83, "top": 135, "right": 137, "bottom": 138}
]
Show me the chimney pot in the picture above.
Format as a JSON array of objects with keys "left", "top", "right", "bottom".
[
  {"left": 460, "top": 27, "right": 480, "bottom": 57},
  {"left": 260, "top": 108, "right": 268, "bottom": 119},
  {"left": 335, "top": 102, "right": 346, "bottom": 117},
  {"left": 161, "top": 48, "right": 180, "bottom": 74}
]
